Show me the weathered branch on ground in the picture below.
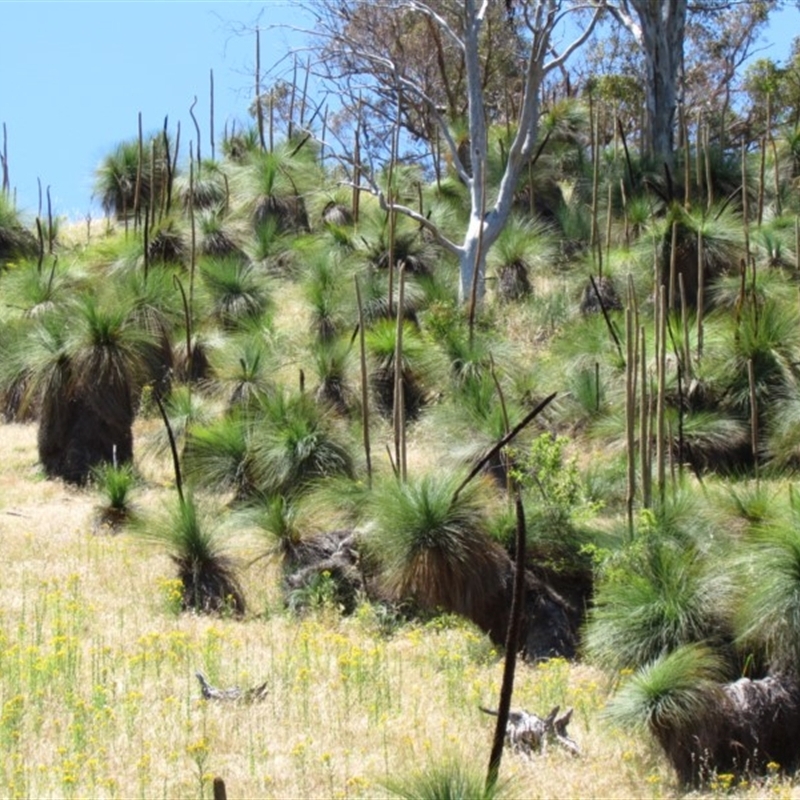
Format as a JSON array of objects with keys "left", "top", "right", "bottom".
[
  {"left": 481, "top": 705, "right": 580, "bottom": 759},
  {"left": 195, "top": 671, "right": 269, "bottom": 704}
]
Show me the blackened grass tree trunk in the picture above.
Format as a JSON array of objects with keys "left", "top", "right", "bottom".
[
  {"left": 306, "top": 0, "right": 602, "bottom": 304},
  {"left": 23, "top": 295, "right": 155, "bottom": 485}
]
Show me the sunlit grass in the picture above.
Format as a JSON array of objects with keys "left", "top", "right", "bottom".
[{"left": 5, "top": 421, "right": 800, "bottom": 798}]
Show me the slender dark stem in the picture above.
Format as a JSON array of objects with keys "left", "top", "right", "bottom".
[
  {"left": 1, "top": 122, "right": 8, "bottom": 194},
  {"left": 154, "top": 393, "right": 184, "bottom": 507},
  {"left": 468, "top": 157, "right": 487, "bottom": 343},
  {"left": 189, "top": 96, "right": 201, "bottom": 166},
  {"left": 354, "top": 276, "right": 372, "bottom": 488},
  {"left": 174, "top": 275, "right": 193, "bottom": 380},
  {"left": 35, "top": 217, "right": 44, "bottom": 274},
  {"left": 486, "top": 492, "right": 526, "bottom": 791},
  {"left": 209, "top": 69, "right": 215, "bottom": 162},
  {"left": 161, "top": 116, "right": 171, "bottom": 220},
  {"left": 134, "top": 112, "right": 143, "bottom": 232},
  {"left": 590, "top": 274, "right": 624, "bottom": 362},
  {"left": 143, "top": 213, "right": 149, "bottom": 283},
  {"left": 46, "top": 186, "right": 54, "bottom": 254},
  {"left": 453, "top": 392, "right": 557, "bottom": 502}
]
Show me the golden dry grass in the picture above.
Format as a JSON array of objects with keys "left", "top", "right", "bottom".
[{"left": 1, "top": 421, "right": 799, "bottom": 800}]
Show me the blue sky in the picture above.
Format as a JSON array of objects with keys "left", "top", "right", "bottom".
[
  {"left": 1, "top": 1, "right": 798, "bottom": 222},
  {"left": 1, "top": 1, "right": 311, "bottom": 219}
]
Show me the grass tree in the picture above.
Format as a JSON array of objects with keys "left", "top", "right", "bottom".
[
  {"left": 300, "top": 247, "right": 351, "bottom": 342},
  {"left": 584, "top": 508, "right": 730, "bottom": 673},
  {"left": 655, "top": 202, "right": 744, "bottom": 310},
  {"left": 710, "top": 297, "right": 800, "bottom": 413},
  {"left": 207, "top": 332, "right": 277, "bottom": 411},
  {"left": 603, "top": 644, "right": 730, "bottom": 786},
  {"left": 137, "top": 493, "right": 246, "bottom": 616},
  {"left": 146, "top": 216, "right": 187, "bottom": 267},
  {"left": 242, "top": 493, "right": 305, "bottom": 566},
  {"left": 249, "top": 389, "right": 356, "bottom": 499},
  {"left": 196, "top": 206, "right": 247, "bottom": 259},
  {"left": 1, "top": 255, "right": 83, "bottom": 318},
  {"left": 145, "top": 384, "right": 213, "bottom": 462},
  {"left": 488, "top": 216, "right": 556, "bottom": 303},
  {"left": 177, "top": 158, "right": 229, "bottom": 211},
  {"left": 94, "top": 133, "right": 171, "bottom": 221},
  {"left": 434, "top": 372, "right": 525, "bottom": 488},
  {"left": 366, "top": 470, "right": 512, "bottom": 644},
  {"left": 229, "top": 141, "right": 317, "bottom": 234},
  {"left": 383, "top": 756, "right": 512, "bottom": 800},
  {"left": 308, "top": 336, "right": 355, "bottom": 415},
  {"left": 9, "top": 294, "right": 154, "bottom": 484},
  {"left": 605, "top": 634, "right": 800, "bottom": 786},
  {"left": 115, "top": 266, "right": 185, "bottom": 399},
  {"left": 0, "top": 192, "right": 37, "bottom": 266},
  {"left": 356, "top": 207, "right": 439, "bottom": 277},
  {"left": 199, "top": 255, "right": 272, "bottom": 330},
  {"left": 364, "top": 318, "right": 440, "bottom": 420},
  {"left": 183, "top": 410, "right": 258, "bottom": 501},
  {"left": 730, "top": 505, "right": 800, "bottom": 674},
  {"left": 91, "top": 461, "right": 138, "bottom": 532}
]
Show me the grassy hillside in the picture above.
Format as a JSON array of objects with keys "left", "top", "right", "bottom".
[
  {"left": 0, "top": 419, "right": 772, "bottom": 799},
  {"left": 0, "top": 422, "right": 634, "bottom": 799},
  {"left": 3, "top": 109, "right": 800, "bottom": 796}
]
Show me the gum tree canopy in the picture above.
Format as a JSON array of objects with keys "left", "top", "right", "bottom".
[{"left": 306, "top": 0, "right": 603, "bottom": 304}]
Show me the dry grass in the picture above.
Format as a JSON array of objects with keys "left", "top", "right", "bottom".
[{"left": 1, "top": 422, "right": 799, "bottom": 799}]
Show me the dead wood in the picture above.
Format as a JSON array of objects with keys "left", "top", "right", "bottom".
[
  {"left": 481, "top": 705, "right": 580, "bottom": 758},
  {"left": 195, "top": 671, "right": 268, "bottom": 703}
]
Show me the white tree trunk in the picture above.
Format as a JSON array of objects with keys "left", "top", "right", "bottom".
[{"left": 310, "top": 0, "right": 601, "bottom": 304}]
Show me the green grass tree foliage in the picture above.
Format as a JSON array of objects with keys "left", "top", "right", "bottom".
[
  {"left": 365, "top": 318, "right": 440, "bottom": 420},
  {"left": 731, "top": 508, "right": 800, "bottom": 674},
  {"left": 488, "top": 217, "right": 557, "bottom": 303},
  {"left": 136, "top": 493, "right": 246, "bottom": 616},
  {"left": 207, "top": 332, "right": 276, "bottom": 411},
  {"left": 91, "top": 461, "right": 138, "bottom": 531},
  {"left": 199, "top": 256, "right": 272, "bottom": 330},
  {"left": 309, "top": 336, "right": 355, "bottom": 415},
  {"left": 656, "top": 203, "right": 744, "bottom": 310},
  {"left": 184, "top": 391, "right": 355, "bottom": 502},
  {"left": 366, "top": 471, "right": 512, "bottom": 644},
  {"left": 249, "top": 390, "right": 356, "bottom": 500},
  {"left": 183, "top": 410, "right": 258, "bottom": 501},
  {"left": 434, "top": 372, "right": 525, "bottom": 489},
  {"left": 605, "top": 639, "right": 800, "bottom": 787},
  {"left": 6, "top": 294, "right": 155, "bottom": 484},
  {"left": 708, "top": 296, "right": 800, "bottom": 414},
  {"left": 229, "top": 142, "right": 317, "bottom": 234},
  {"left": 604, "top": 644, "right": 729, "bottom": 786},
  {"left": 584, "top": 525, "right": 729, "bottom": 673},
  {"left": 0, "top": 193, "right": 37, "bottom": 267},
  {"left": 94, "top": 133, "right": 172, "bottom": 220},
  {"left": 382, "top": 755, "right": 512, "bottom": 800}
]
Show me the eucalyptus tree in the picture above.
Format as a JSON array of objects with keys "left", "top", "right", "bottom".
[
  {"left": 306, "top": 0, "right": 603, "bottom": 303},
  {"left": 604, "top": 0, "right": 777, "bottom": 167}
]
